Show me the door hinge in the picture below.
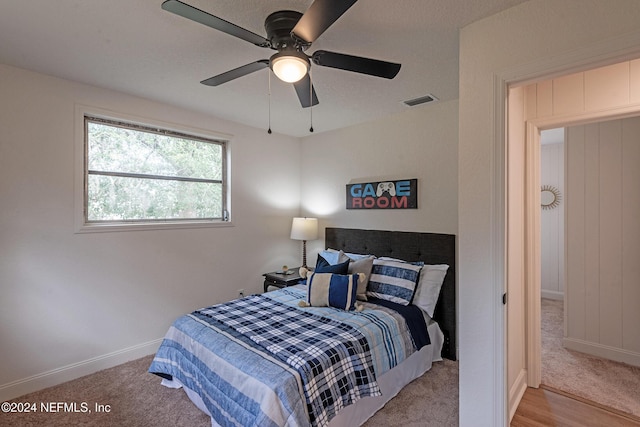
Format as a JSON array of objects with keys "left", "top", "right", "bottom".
[{"left": 502, "top": 293, "right": 507, "bottom": 305}]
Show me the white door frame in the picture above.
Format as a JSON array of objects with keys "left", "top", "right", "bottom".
[
  {"left": 498, "top": 31, "right": 640, "bottom": 422},
  {"left": 523, "top": 106, "right": 640, "bottom": 387}
]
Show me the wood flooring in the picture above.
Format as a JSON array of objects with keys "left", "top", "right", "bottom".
[{"left": 511, "top": 386, "right": 640, "bottom": 427}]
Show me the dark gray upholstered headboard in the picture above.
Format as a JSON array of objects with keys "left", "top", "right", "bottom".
[{"left": 325, "top": 227, "right": 456, "bottom": 360}]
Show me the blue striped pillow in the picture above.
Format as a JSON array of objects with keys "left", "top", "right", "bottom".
[
  {"left": 367, "top": 259, "right": 423, "bottom": 306},
  {"left": 306, "top": 272, "right": 360, "bottom": 311}
]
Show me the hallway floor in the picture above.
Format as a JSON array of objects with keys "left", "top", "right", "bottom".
[{"left": 541, "top": 298, "right": 640, "bottom": 419}]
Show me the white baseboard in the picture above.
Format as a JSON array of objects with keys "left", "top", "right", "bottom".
[
  {"left": 508, "top": 368, "right": 528, "bottom": 422},
  {"left": 563, "top": 338, "right": 640, "bottom": 367},
  {"left": 541, "top": 290, "right": 564, "bottom": 300},
  {"left": 0, "top": 338, "right": 162, "bottom": 402}
]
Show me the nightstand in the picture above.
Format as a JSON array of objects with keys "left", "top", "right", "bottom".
[{"left": 263, "top": 268, "right": 303, "bottom": 292}]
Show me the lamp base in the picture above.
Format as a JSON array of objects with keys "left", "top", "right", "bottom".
[{"left": 301, "top": 239, "right": 308, "bottom": 269}]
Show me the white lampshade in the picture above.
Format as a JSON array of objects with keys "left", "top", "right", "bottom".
[
  {"left": 271, "top": 51, "right": 309, "bottom": 83},
  {"left": 290, "top": 217, "right": 318, "bottom": 241}
]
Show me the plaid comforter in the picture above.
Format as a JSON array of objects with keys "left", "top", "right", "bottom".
[
  {"left": 193, "top": 295, "right": 380, "bottom": 426},
  {"left": 149, "top": 286, "right": 418, "bottom": 427}
]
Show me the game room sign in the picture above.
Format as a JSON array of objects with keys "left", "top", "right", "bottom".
[{"left": 346, "top": 179, "right": 418, "bottom": 210}]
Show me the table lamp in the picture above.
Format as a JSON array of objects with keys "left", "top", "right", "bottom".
[{"left": 290, "top": 217, "right": 318, "bottom": 268}]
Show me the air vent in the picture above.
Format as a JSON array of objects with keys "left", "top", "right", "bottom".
[{"left": 403, "top": 94, "right": 439, "bottom": 107}]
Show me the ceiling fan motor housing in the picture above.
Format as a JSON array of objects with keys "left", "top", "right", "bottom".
[{"left": 264, "top": 10, "right": 306, "bottom": 51}]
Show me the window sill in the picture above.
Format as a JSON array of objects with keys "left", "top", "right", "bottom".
[{"left": 74, "top": 220, "right": 234, "bottom": 234}]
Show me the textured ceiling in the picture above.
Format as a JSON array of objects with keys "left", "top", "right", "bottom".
[{"left": 0, "top": 0, "right": 528, "bottom": 137}]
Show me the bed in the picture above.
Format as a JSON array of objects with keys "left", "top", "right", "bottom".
[{"left": 149, "top": 228, "right": 456, "bottom": 427}]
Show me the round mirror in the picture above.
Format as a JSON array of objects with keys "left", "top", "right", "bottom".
[
  {"left": 541, "top": 185, "right": 561, "bottom": 209},
  {"left": 541, "top": 190, "right": 555, "bottom": 206}
]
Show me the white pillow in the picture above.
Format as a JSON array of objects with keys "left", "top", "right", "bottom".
[
  {"left": 413, "top": 264, "right": 449, "bottom": 318},
  {"left": 318, "top": 249, "right": 350, "bottom": 265},
  {"left": 326, "top": 248, "right": 373, "bottom": 261}
]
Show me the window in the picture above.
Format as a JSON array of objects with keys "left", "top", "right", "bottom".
[{"left": 82, "top": 115, "right": 229, "bottom": 229}]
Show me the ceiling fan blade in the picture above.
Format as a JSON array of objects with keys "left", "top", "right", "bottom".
[
  {"left": 162, "top": 0, "right": 270, "bottom": 47},
  {"left": 312, "top": 50, "right": 401, "bottom": 79},
  {"left": 293, "top": 75, "right": 319, "bottom": 108},
  {"left": 201, "top": 60, "right": 269, "bottom": 86},
  {"left": 291, "top": 0, "right": 358, "bottom": 44}
]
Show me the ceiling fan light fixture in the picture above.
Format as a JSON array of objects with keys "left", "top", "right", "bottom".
[{"left": 270, "top": 50, "right": 309, "bottom": 83}]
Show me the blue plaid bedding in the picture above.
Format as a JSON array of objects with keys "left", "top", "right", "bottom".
[
  {"left": 194, "top": 295, "right": 380, "bottom": 426},
  {"left": 149, "top": 286, "right": 420, "bottom": 427}
]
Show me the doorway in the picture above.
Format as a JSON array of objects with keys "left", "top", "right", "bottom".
[
  {"left": 538, "top": 119, "right": 640, "bottom": 418},
  {"left": 505, "top": 58, "right": 640, "bottom": 419}
]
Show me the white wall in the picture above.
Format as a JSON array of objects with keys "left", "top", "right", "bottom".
[
  {"left": 0, "top": 63, "right": 302, "bottom": 400},
  {"left": 540, "top": 135, "right": 565, "bottom": 300},
  {"left": 564, "top": 117, "right": 640, "bottom": 366},
  {"left": 459, "top": 1, "right": 640, "bottom": 425},
  {"left": 299, "top": 100, "right": 459, "bottom": 260}
]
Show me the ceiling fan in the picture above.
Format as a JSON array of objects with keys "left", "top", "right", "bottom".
[{"left": 161, "top": 0, "right": 401, "bottom": 109}]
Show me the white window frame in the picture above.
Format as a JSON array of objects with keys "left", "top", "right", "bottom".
[{"left": 74, "top": 105, "right": 233, "bottom": 233}]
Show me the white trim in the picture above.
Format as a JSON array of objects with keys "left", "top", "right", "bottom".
[
  {"left": 525, "top": 122, "right": 542, "bottom": 388},
  {"left": 563, "top": 338, "right": 640, "bottom": 368},
  {"left": 541, "top": 290, "right": 564, "bottom": 301},
  {"left": 73, "top": 104, "right": 234, "bottom": 233},
  {"left": 74, "top": 220, "right": 235, "bottom": 234},
  {"left": 508, "top": 369, "right": 528, "bottom": 422},
  {"left": 505, "top": 30, "right": 640, "bottom": 88},
  {"left": 529, "top": 104, "right": 640, "bottom": 131},
  {"left": 491, "top": 73, "right": 508, "bottom": 427},
  {"left": 0, "top": 338, "right": 162, "bottom": 402}
]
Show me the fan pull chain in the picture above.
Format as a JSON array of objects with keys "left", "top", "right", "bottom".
[
  {"left": 309, "top": 67, "right": 314, "bottom": 133},
  {"left": 267, "top": 69, "right": 272, "bottom": 134}
]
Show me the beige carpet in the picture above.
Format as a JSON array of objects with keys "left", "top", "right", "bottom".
[
  {"left": 1, "top": 354, "right": 458, "bottom": 426},
  {"left": 541, "top": 298, "right": 640, "bottom": 419}
]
